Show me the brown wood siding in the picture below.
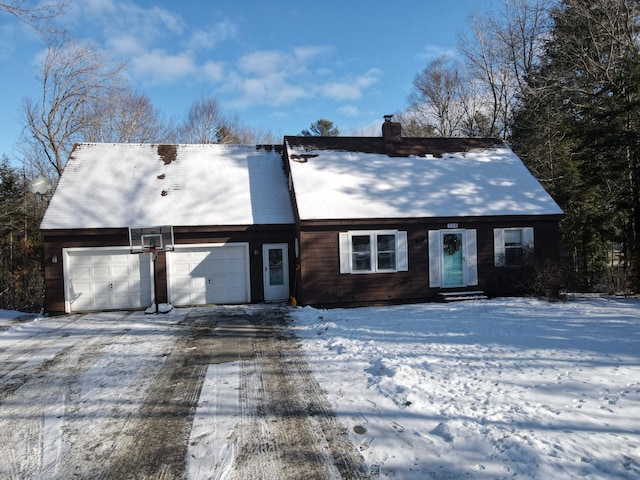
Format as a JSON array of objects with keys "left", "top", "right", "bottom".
[
  {"left": 295, "top": 216, "right": 562, "bottom": 306},
  {"left": 42, "top": 225, "right": 295, "bottom": 314}
]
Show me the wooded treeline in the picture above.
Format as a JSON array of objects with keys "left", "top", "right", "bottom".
[
  {"left": 403, "top": 0, "right": 640, "bottom": 293},
  {"left": 0, "top": 156, "right": 46, "bottom": 311},
  {"left": 2, "top": 0, "right": 639, "bottom": 310}
]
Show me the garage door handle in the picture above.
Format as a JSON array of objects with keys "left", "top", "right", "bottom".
[
  {"left": 109, "top": 283, "right": 113, "bottom": 289},
  {"left": 208, "top": 278, "right": 211, "bottom": 284}
]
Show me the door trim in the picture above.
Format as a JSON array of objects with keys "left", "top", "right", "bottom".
[{"left": 263, "top": 243, "right": 289, "bottom": 302}]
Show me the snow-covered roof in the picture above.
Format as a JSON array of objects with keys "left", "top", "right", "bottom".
[
  {"left": 41, "top": 143, "right": 294, "bottom": 229},
  {"left": 285, "top": 137, "right": 563, "bottom": 220}
]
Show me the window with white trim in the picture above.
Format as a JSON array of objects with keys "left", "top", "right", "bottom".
[
  {"left": 339, "top": 230, "right": 408, "bottom": 274},
  {"left": 494, "top": 227, "right": 534, "bottom": 267}
]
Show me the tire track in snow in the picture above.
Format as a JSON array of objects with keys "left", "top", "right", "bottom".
[
  {"left": 94, "top": 312, "right": 220, "bottom": 479},
  {"left": 0, "top": 314, "right": 91, "bottom": 403},
  {"left": 225, "top": 311, "right": 368, "bottom": 480},
  {"left": 0, "top": 315, "right": 136, "bottom": 479}
]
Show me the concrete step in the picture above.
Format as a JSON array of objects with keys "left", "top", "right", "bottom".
[{"left": 438, "top": 291, "right": 488, "bottom": 302}]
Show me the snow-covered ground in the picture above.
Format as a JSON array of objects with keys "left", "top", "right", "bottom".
[
  {"left": 1, "top": 297, "right": 639, "bottom": 479},
  {"left": 291, "top": 297, "right": 640, "bottom": 479}
]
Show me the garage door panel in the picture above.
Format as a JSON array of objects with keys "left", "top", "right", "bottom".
[
  {"left": 168, "top": 244, "right": 249, "bottom": 306},
  {"left": 64, "top": 248, "right": 152, "bottom": 313}
]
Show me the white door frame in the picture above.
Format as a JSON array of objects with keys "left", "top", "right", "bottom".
[{"left": 263, "top": 243, "right": 289, "bottom": 302}]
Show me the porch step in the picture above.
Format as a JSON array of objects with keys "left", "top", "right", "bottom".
[{"left": 438, "top": 291, "right": 488, "bottom": 302}]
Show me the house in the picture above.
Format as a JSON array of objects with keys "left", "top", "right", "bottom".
[
  {"left": 41, "top": 143, "right": 295, "bottom": 314},
  {"left": 40, "top": 118, "right": 563, "bottom": 313},
  {"left": 282, "top": 118, "right": 563, "bottom": 306}
]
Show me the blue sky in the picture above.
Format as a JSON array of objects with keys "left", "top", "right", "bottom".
[{"left": 0, "top": 0, "right": 501, "bottom": 162}]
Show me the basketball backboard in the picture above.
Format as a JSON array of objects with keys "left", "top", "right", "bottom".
[{"left": 129, "top": 226, "right": 175, "bottom": 254}]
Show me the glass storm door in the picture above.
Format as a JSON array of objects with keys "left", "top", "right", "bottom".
[
  {"left": 263, "top": 244, "right": 289, "bottom": 302},
  {"left": 442, "top": 231, "right": 465, "bottom": 287}
]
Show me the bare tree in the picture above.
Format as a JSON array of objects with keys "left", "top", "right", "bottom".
[
  {"left": 393, "top": 111, "right": 436, "bottom": 137},
  {"left": 408, "top": 55, "right": 467, "bottom": 137},
  {"left": 0, "top": 0, "right": 71, "bottom": 31},
  {"left": 177, "top": 96, "right": 277, "bottom": 144},
  {"left": 82, "top": 89, "right": 174, "bottom": 144},
  {"left": 177, "top": 96, "right": 227, "bottom": 144},
  {"left": 21, "top": 34, "right": 125, "bottom": 176},
  {"left": 459, "top": 0, "right": 553, "bottom": 139}
]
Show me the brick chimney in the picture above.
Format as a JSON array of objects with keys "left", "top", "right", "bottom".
[{"left": 382, "top": 115, "right": 402, "bottom": 142}]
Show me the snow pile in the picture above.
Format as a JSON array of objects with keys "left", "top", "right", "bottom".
[{"left": 292, "top": 297, "right": 640, "bottom": 479}]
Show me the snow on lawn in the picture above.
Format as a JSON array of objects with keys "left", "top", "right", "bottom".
[{"left": 291, "top": 297, "right": 640, "bottom": 479}]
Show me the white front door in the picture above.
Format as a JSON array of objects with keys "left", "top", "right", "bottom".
[{"left": 263, "top": 243, "right": 289, "bottom": 302}]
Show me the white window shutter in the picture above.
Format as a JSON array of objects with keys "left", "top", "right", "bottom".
[
  {"left": 339, "top": 232, "right": 351, "bottom": 274},
  {"left": 428, "top": 230, "right": 441, "bottom": 287},
  {"left": 494, "top": 229, "right": 505, "bottom": 267},
  {"left": 396, "top": 231, "right": 408, "bottom": 271},
  {"left": 466, "top": 229, "right": 478, "bottom": 286},
  {"left": 523, "top": 227, "right": 534, "bottom": 248}
]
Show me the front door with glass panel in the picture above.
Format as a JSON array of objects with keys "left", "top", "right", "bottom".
[
  {"left": 441, "top": 231, "right": 465, "bottom": 287},
  {"left": 263, "top": 244, "right": 289, "bottom": 302}
]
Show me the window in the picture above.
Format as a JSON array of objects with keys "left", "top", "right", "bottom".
[
  {"left": 339, "top": 230, "right": 408, "bottom": 274},
  {"left": 494, "top": 227, "right": 534, "bottom": 267}
]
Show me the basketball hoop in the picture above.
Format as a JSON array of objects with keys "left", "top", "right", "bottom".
[
  {"left": 129, "top": 226, "right": 175, "bottom": 313},
  {"left": 129, "top": 226, "right": 175, "bottom": 254}
]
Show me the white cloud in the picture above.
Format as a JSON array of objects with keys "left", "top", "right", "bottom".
[
  {"left": 227, "top": 47, "right": 382, "bottom": 109},
  {"left": 71, "top": 1, "right": 185, "bottom": 56},
  {"left": 202, "top": 61, "right": 224, "bottom": 82},
  {"left": 235, "top": 72, "right": 309, "bottom": 108},
  {"left": 148, "top": 6, "right": 184, "bottom": 35},
  {"left": 107, "top": 34, "right": 144, "bottom": 56},
  {"left": 238, "top": 50, "right": 287, "bottom": 75},
  {"left": 130, "top": 50, "right": 197, "bottom": 84},
  {"left": 81, "top": 0, "right": 118, "bottom": 16},
  {"left": 185, "top": 21, "right": 237, "bottom": 51},
  {"left": 417, "top": 44, "right": 458, "bottom": 62},
  {"left": 293, "top": 45, "right": 330, "bottom": 61},
  {"left": 338, "top": 105, "right": 360, "bottom": 116},
  {"left": 320, "top": 68, "right": 381, "bottom": 101}
]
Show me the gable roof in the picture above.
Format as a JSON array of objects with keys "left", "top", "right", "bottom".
[
  {"left": 41, "top": 143, "right": 294, "bottom": 229},
  {"left": 285, "top": 136, "right": 563, "bottom": 221}
]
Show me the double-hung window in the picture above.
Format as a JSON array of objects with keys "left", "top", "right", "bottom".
[
  {"left": 494, "top": 227, "right": 534, "bottom": 267},
  {"left": 339, "top": 230, "right": 408, "bottom": 274}
]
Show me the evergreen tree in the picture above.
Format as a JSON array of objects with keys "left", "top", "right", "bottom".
[
  {"left": 0, "top": 156, "right": 45, "bottom": 311},
  {"left": 300, "top": 119, "right": 340, "bottom": 136},
  {"left": 511, "top": 0, "right": 640, "bottom": 291}
]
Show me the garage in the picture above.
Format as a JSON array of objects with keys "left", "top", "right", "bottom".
[
  {"left": 63, "top": 247, "right": 153, "bottom": 313},
  {"left": 167, "top": 243, "right": 250, "bottom": 306}
]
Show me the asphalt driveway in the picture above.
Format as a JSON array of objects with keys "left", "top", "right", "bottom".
[{"left": 0, "top": 306, "right": 367, "bottom": 479}]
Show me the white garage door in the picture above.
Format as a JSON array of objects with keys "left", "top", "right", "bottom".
[
  {"left": 167, "top": 243, "right": 250, "bottom": 306},
  {"left": 64, "top": 247, "right": 153, "bottom": 313}
]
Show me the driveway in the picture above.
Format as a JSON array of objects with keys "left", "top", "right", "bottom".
[{"left": 0, "top": 306, "right": 368, "bottom": 479}]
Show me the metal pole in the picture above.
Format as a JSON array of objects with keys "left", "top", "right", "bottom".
[{"left": 152, "top": 251, "right": 159, "bottom": 314}]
